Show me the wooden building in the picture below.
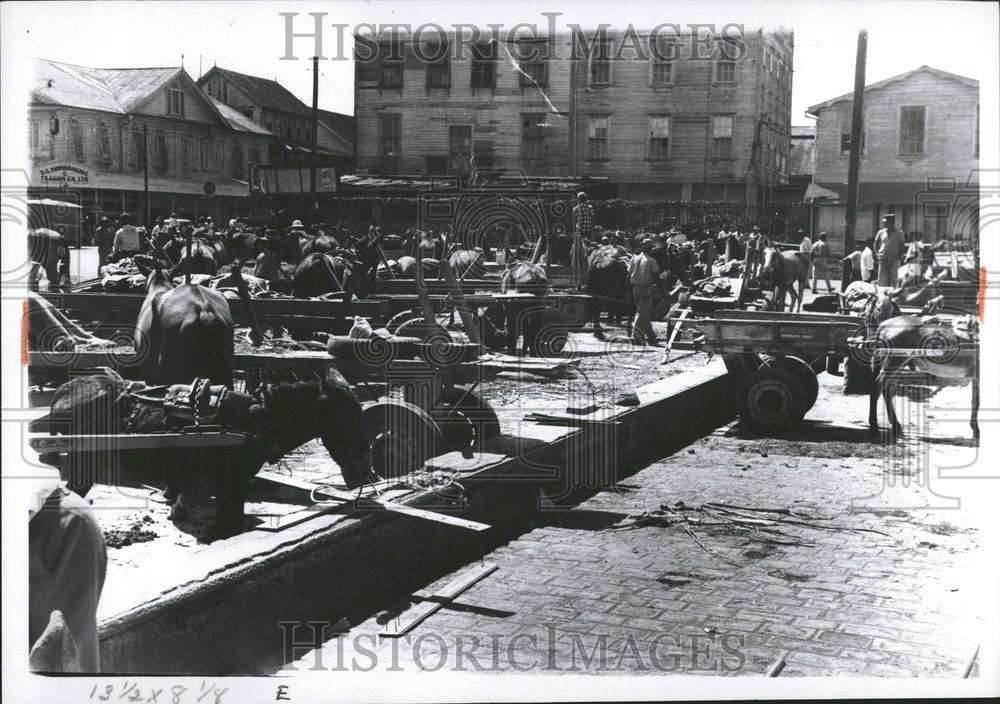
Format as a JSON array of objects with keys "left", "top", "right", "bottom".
[
  {"left": 198, "top": 66, "right": 354, "bottom": 173},
  {"left": 28, "top": 58, "right": 274, "bottom": 225},
  {"left": 806, "top": 66, "right": 980, "bottom": 245},
  {"left": 354, "top": 28, "right": 794, "bottom": 204}
]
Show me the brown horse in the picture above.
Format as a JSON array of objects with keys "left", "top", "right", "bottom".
[
  {"left": 499, "top": 261, "right": 552, "bottom": 355},
  {"left": 761, "top": 247, "right": 810, "bottom": 312},
  {"left": 33, "top": 365, "right": 372, "bottom": 528}
]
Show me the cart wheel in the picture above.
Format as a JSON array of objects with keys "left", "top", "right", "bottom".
[
  {"left": 651, "top": 292, "right": 671, "bottom": 322},
  {"left": 362, "top": 401, "right": 443, "bottom": 478},
  {"left": 432, "top": 389, "right": 501, "bottom": 451},
  {"left": 386, "top": 309, "right": 421, "bottom": 335},
  {"left": 771, "top": 356, "right": 820, "bottom": 412},
  {"left": 558, "top": 298, "right": 589, "bottom": 330},
  {"left": 737, "top": 368, "right": 807, "bottom": 435}
]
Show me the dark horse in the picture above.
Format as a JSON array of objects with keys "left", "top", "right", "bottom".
[
  {"left": 34, "top": 366, "right": 372, "bottom": 529},
  {"left": 135, "top": 264, "right": 236, "bottom": 388},
  {"left": 292, "top": 252, "right": 369, "bottom": 300},
  {"left": 761, "top": 246, "right": 810, "bottom": 312},
  {"left": 586, "top": 245, "right": 630, "bottom": 340}
]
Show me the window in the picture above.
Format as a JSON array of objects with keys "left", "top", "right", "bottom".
[
  {"left": 522, "top": 113, "right": 546, "bottom": 159},
  {"left": 586, "top": 115, "right": 609, "bottom": 159},
  {"left": 250, "top": 144, "right": 262, "bottom": 165},
  {"left": 650, "top": 39, "right": 675, "bottom": 86},
  {"left": 95, "top": 121, "right": 112, "bottom": 163},
  {"left": 222, "top": 82, "right": 229, "bottom": 104},
  {"left": 899, "top": 106, "right": 925, "bottom": 156},
  {"left": 153, "top": 129, "right": 169, "bottom": 172},
  {"left": 715, "top": 39, "right": 737, "bottom": 82},
  {"left": 231, "top": 142, "right": 245, "bottom": 178},
  {"left": 167, "top": 81, "right": 185, "bottom": 116},
  {"left": 379, "top": 40, "right": 403, "bottom": 88},
  {"left": 29, "top": 121, "right": 40, "bottom": 159},
  {"left": 711, "top": 115, "right": 734, "bottom": 159},
  {"left": 378, "top": 114, "right": 401, "bottom": 157},
  {"left": 215, "top": 139, "right": 224, "bottom": 172},
  {"left": 448, "top": 125, "right": 472, "bottom": 175},
  {"left": 241, "top": 108, "right": 254, "bottom": 120},
  {"left": 471, "top": 41, "right": 496, "bottom": 88},
  {"left": 589, "top": 34, "right": 611, "bottom": 86},
  {"left": 840, "top": 130, "right": 866, "bottom": 155},
  {"left": 200, "top": 138, "right": 212, "bottom": 169},
  {"left": 128, "top": 126, "right": 144, "bottom": 169},
  {"left": 183, "top": 135, "right": 195, "bottom": 170},
  {"left": 425, "top": 40, "right": 450, "bottom": 88},
  {"left": 648, "top": 116, "right": 671, "bottom": 159},
  {"left": 426, "top": 156, "right": 448, "bottom": 175},
  {"left": 518, "top": 39, "right": 549, "bottom": 86},
  {"left": 69, "top": 118, "right": 85, "bottom": 161}
]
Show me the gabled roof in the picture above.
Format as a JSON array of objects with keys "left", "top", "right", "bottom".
[
  {"left": 210, "top": 98, "right": 274, "bottom": 136},
  {"left": 200, "top": 66, "right": 311, "bottom": 116},
  {"left": 32, "top": 58, "right": 182, "bottom": 113},
  {"left": 33, "top": 58, "right": 233, "bottom": 129},
  {"left": 806, "top": 65, "right": 979, "bottom": 116}
]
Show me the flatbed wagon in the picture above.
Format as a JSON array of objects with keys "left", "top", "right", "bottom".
[{"left": 690, "top": 309, "right": 866, "bottom": 434}]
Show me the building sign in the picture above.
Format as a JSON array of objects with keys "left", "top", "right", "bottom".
[
  {"left": 251, "top": 164, "right": 338, "bottom": 195},
  {"left": 38, "top": 164, "right": 91, "bottom": 186}
]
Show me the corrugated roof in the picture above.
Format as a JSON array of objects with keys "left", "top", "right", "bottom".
[
  {"left": 210, "top": 98, "right": 274, "bottom": 135},
  {"left": 806, "top": 65, "right": 979, "bottom": 116},
  {"left": 32, "top": 58, "right": 182, "bottom": 113},
  {"left": 203, "top": 67, "right": 311, "bottom": 116}
]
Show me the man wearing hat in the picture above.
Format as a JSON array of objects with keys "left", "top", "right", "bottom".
[
  {"left": 627, "top": 238, "right": 661, "bottom": 346},
  {"left": 874, "top": 214, "right": 906, "bottom": 286},
  {"left": 571, "top": 192, "right": 595, "bottom": 268},
  {"left": 94, "top": 216, "right": 115, "bottom": 272},
  {"left": 810, "top": 232, "right": 834, "bottom": 293},
  {"left": 111, "top": 213, "right": 143, "bottom": 261}
]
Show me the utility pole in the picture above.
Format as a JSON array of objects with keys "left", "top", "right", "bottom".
[
  {"left": 309, "top": 55, "right": 319, "bottom": 217},
  {"left": 843, "top": 29, "right": 867, "bottom": 255},
  {"left": 143, "top": 122, "right": 151, "bottom": 227}
]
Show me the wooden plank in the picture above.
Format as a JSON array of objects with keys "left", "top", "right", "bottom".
[
  {"left": 379, "top": 563, "right": 499, "bottom": 638},
  {"left": 256, "top": 471, "right": 491, "bottom": 531},
  {"left": 28, "top": 432, "right": 247, "bottom": 451}
]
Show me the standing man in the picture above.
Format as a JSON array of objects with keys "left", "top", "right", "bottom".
[
  {"left": 627, "top": 238, "right": 660, "bottom": 346},
  {"left": 861, "top": 239, "right": 876, "bottom": 283},
  {"left": 571, "top": 191, "right": 595, "bottom": 268},
  {"left": 93, "top": 216, "right": 115, "bottom": 271},
  {"left": 874, "top": 214, "right": 906, "bottom": 287},
  {"left": 842, "top": 241, "right": 865, "bottom": 285},
  {"left": 810, "top": 232, "right": 834, "bottom": 293},
  {"left": 111, "top": 213, "right": 142, "bottom": 261}
]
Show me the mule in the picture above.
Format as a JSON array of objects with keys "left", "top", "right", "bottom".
[
  {"left": 34, "top": 365, "right": 372, "bottom": 527},
  {"left": 301, "top": 233, "right": 342, "bottom": 257},
  {"left": 867, "top": 314, "right": 979, "bottom": 441},
  {"left": 761, "top": 247, "right": 810, "bottom": 312},
  {"left": 134, "top": 265, "right": 235, "bottom": 388},
  {"left": 585, "top": 245, "right": 630, "bottom": 340},
  {"left": 499, "top": 261, "right": 551, "bottom": 355},
  {"left": 292, "top": 252, "right": 368, "bottom": 300}
]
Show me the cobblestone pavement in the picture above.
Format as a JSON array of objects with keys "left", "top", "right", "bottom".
[{"left": 282, "top": 360, "right": 993, "bottom": 678}]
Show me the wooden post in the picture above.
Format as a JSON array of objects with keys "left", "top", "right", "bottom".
[
  {"left": 309, "top": 56, "right": 320, "bottom": 217},
  {"left": 843, "top": 30, "right": 868, "bottom": 255}
]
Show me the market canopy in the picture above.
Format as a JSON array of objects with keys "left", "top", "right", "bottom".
[{"left": 28, "top": 199, "right": 82, "bottom": 209}]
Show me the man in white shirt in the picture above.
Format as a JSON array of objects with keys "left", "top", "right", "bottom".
[
  {"left": 798, "top": 229, "right": 812, "bottom": 254},
  {"left": 627, "top": 238, "right": 660, "bottom": 346},
  {"left": 861, "top": 240, "right": 876, "bottom": 283},
  {"left": 111, "top": 212, "right": 142, "bottom": 260}
]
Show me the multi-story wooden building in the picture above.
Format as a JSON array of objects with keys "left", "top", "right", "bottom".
[
  {"left": 354, "top": 27, "right": 794, "bottom": 204},
  {"left": 198, "top": 66, "right": 354, "bottom": 173},
  {"left": 28, "top": 58, "right": 274, "bottom": 224},
  {"left": 806, "top": 65, "right": 980, "bottom": 243}
]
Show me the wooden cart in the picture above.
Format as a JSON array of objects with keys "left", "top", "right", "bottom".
[{"left": 691, "top": 310, "right": 866, "bottom": 434}]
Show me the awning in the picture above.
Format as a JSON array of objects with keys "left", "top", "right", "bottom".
[
  {"left": 28, "top": 198, "right": 82, "bottom": 209},
  {"left": 805, "top": 182, "right": 977, "bottom": 205},
  {"left": 803, "top": 183, "right": 841, "bottom": 201}
]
